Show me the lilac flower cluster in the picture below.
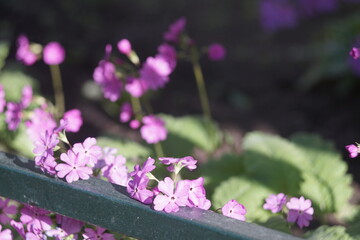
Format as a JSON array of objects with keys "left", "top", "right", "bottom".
[
  {"left": 263, "top": 193, "right": 314, "bottom": 228},
  {"left": 345, "top": 143, "right": 360, "bottom": 158},
  {"left": 0, "top": 195, "right": 115, "bottom": 240}
]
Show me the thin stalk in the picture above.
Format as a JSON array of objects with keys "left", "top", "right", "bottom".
[
  {"left": 49, "top": 64, "right": 65, "bottom": 118},
  {"left": 191, "top": 48, "right": 212, "bottom": 121},
  {"left": 154, "top": 142, "right": 164, "bottom": 159},
  {"left": 130, "top": 96, "right": 143, "bottom": 121}
]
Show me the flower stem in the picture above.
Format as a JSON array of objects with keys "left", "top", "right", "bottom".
[
  {"left": 130, "top": 96, "right": 143, "bottom": 121},
  {"left": 191, "top": 48, "right": 212, "bottom": 121},
  {"left": 154, "top": 142, "right": 164, "bottom": 158},
  {"left": 49, "top": 64, "right": 65, "bottom": 118}
]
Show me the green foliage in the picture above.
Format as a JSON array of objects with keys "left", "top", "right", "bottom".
[
  {"left": 258, "top": 216, "right": 290, "bottom": 234},
  {"left": 305, "top": 226, "right": 354, "bottom": 240},
  {"left": 0, "top": 70, "right": 38, "bottom": 102},
  {"left": 346, "top": 207, "right": 360, "bottom": 239},
  {"left": 160, "top": 114, "right": 221, "bottom": 156},
  {"left": 212, "top": 176, "right": 272, "bottom": 222},
  {"left": 209, "top": 131, "right": 353, "bottom": 224},
  {"left": 0, "top": 41, "right": 10, "bottom": 71}
]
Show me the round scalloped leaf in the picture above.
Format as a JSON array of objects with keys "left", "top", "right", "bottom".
[
  {"left": 212, "top": 176, "right": 273, "bottom": 222},
  {"left": 305, "top": 226, "right": 353, "bottom": 240}
]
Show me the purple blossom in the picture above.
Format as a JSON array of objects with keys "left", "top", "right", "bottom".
[
  {"left": 72, "top": 137, "right": 102, "bottom": 167},
  {"left": 182, "top": 177, "right": 207, "bottom": 208},
  {"left": 16, "top": 35, "right": 38, "bottom": 66},
  {"left": 83, "top": 227, "right": 115, "bottom": 240},
  {"left": 346, "top": 144, "right": 359, "bottom": 158},
  {"left": 21, "top": 85, "right": 33, "bottom": 108},
  {"left": 156, "top": 44, "right": 177, "bottom": 71},
  {"left": 263, "top": 193, "right": 287, "bottom": 213},
  {"left": 119, "top": 102, "right": 133, "bottom": 123},
  {"left": 0, "top": 224, "right": 12, "bottom": 240},
  {"left": 43, "top": 42, "right": 65, "bottom": 65},
  {"left": 33, "top": 130, "right": 59, "bottom": 159},
  {"left": 127, "top": 174, "right": 154, "bottom": 204},
  {"left": 0, "top": 84, "right": 5, "bottom": 113},
  {"left": 93, "top": 60, "right": 122, "bottom": 102},
  {"left": 163, "top": 17, "right": 186, "bottom": 43},
  {"left": 104, "top": 44, "right": 112, "bottom": 60},
  {"left": 26, "top": 107, "right": 57, "bottom": 142},
  {"left": 117, "top": 39, "right": 132, "bottom": 55},
  {"left": 56, "top": 150, "right": 93, "bottom": 183},
  {"left": 5, "top": 102, "right": 23, "bottom": 130},
  {"left": 95, "top": 147, "right": 117, "bottom": 169},
  {"left": 62, "top": 109, "right": 83, "bottom": 132},
  {"left": 286, "top": 196, "right": 314, "bottom": 228},
  {"left": 222, "top": 200, "right": 247, "bottom": 221},
  {"left": 0, "top": 198, "right": 17, "bottom": 225},
  {"left": 159, "top": 156, "right": 197, "bottom": 173},
  {"left": 208, "top": 43, "right": 226, "bottom": 61},
  {"left": 125, "top": 77, "right": 148, "bottom": 98},
  {"left": 260, "top": 0, "right": 298, "bottom": 32},
  {"left": 350, "top": 47, "right": 360, "bottom": 60},
  {"left": 10, "top": 220, "right": 25, "bottom": 239},
  {"left": 130, "top": 157, "right": 156, "bottom": 178},
  {"left": 140, "top": 115, "right": 167, "bottom": 144},
  {"left": 20, "top": 205, "right": 52, "bottom": 234},
  {"left": 140, "top": 56, "right": 172, "bottom": 90},
  {"left": 56, "top": 215, "right": 84, "bottom": 236},
  {"left": 153, "top": 177, "right": 189, "bottom": 213},
  {"left": 130, "top": 119, "right": 141, "bottom": 129},
  {"left": 102, "top": 155, "right": 129, "bottom": 186},
  {"left": 35, "top": 155, "right": 57, "bottom": 175}
]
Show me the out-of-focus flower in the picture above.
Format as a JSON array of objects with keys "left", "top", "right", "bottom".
[
  {"left": 286, "top": 196, "right": 314, "bottom": 228},
  {"left": 21, "top": 85, "right": 33, "bottom": 108},
  {"left": 83, "top": 227, "right": 115, "bottom": 240},
  {"left": 350, "top": 47, "right": 360, "bottom": 60},
  {"left": 157, "top": 44, "right": 177, "bottom": 71},
  {"left": 0, "top": 224, "right": 12, "bottom": 240},
  {"left": 260, "top": 0, "right": 298, "bottom": 32},
  {"left": 43, "top": 42, "right": 65, "bottom": 65},
  {"left": 140, "top": 56, "right": 172, "bottom": 90},
  {"left": 117, "top": 39, "right": 132, "bottom": 55},
  {"left": 125, "top": 77, "right": 148, "bottom": 98},
  {"left": 103, "top": 155, "right": 129, "bottom": 186},
  {"left": 16, "top": 35, "right": 38, "bottom": 66},
  {"left": 62, "top": 109, "right": 83, "bottom": 132},
  {"left": 222, "top": 200, "right": 247, "bottom": 221},
  {"left": 163, "top": 17, "right": 186, "bottom": 43},
  {"left": 0, "top": 85, "right": 5, "bottom": 113},
  {"left": 208, "top": 43, "right": 226, "bottom": 61},
  {"left": 130, "top": 119, "right": 141, "bottom": 129},
  {"left": 26, "top": 107, "right": 57, "bottom": 142},
  {"left": 263, "top": 193, "right": 287, "bottom": 213},
  {"left": 0, "top": 198, "right": 17, "bottom": 225},
  {"left": 119, "top": 102, "right": 133, "bottom": 123},
  {"left": 159, "top": 156, "right": 197, "bottom": 173},
  {"left": 140, "top": 115, "right": 167, "bottom": 144},
  {"left": 5, "top": 102, "right": 23, "bottom": 130},
  {"left": 346, "top": 144, "right": 359, "bottom": 158}
]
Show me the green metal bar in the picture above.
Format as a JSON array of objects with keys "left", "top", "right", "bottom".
[{"left": 0, "top": 151, "right": 301, "bottom": 240}]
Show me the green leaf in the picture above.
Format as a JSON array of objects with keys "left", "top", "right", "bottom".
[
  {"left": 96, "top": 136, "right": 153, "bottom": 160},
  {"left": 201, "top": 154, "right": 245, "bottom": 197},
  {"left": 0, "top": 70, "right": 38, "bottom": 102},
  {"left": 160, "top": 114, "right": 221, "bottom": 156},
  {"left": 0, "top": 41, "right": 10, "bottom": 71},
  {"left": 258, "top": 216, "right": 290, "bottom": 234},
  {"left": 345, "top": 207, "right": 360, "bottom": 239},
  {"left": 291, "top": 133, "right": 353, "bottom": 215},
  {"left": 212, "top": 176, "right": 272, "bottom": 222},
  {"left": 242, "top": 132, "right": 304, "bottom": 195},
  {"left": 305, "top": 226, "right": 353, "bottom": 240}
]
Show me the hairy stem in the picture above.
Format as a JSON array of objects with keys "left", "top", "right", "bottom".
[{"left": 50, "top": 64, "right": 65, "bottom": 118}]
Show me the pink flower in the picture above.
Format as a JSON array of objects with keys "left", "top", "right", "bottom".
[
  {"left": 222, "top": 200, "right": 247, "bottom": 221},
  {"left": 140, "top": 115, "right": 167, "bottom": 144},
  {"left": 33, "top": 130, "right": 59, "bottom": 174},
  {"left": 21, "top": 85, "right": 33, "bottom": 108},
  {"left": 56, "top": 150, "right": 93, "bottom": 183},
  {"left": 72, "top": 137, "right": 102, "bottom": 167},
  {"left": 0, "top": 224, "right": 12, "bottom": 240},
  {"left": 43, "top": 42, "right": 65, "bottom": 65},
  {"left": 0, "top": 198, "right": 17, "bottom": 225},
  {"left": 20, "top": 205, "right": 52, "bottom": 233},
  {"left": 0, "top": 84, "right": 5, "bottom": 113},
  {"left": 83, "top": 227, "right": 115, "bottom": 240},
  {"left": 182, "top": 177, "right": 208, "bottom": 208},
  {"left": 153, "top": 177, "right": 189, "bottom": 213},
  {"left": 350, "top": 47, "right": 360, "bottom": 60},
  {"left": 16, "top": 35, "right": 38, "bottom": 66},
  {"left": 140, "top": 56, "right": 172, "bottom": 90},
  {"left": 56, "top": 215, "right": 84, "bottom": 236},
  {"left": 130, "top": 157, "right": 156, "bottom": 177},
  {"left": 26, "top": 107, "right": 57, "bottom": 142},
  {"left": 5, "top": 102, "right": 23, "bottom": 130},
  {"left": 117, "top": 39, "right": 132, "bottom": 55},
  {"left": 125, "top": 77, "right": 148, "bottom": 98},
  {"left": 10, "top": 220, "right": 25, "bottom": 239},
  {"left": 156, "top": 44, "right": 177, "bottom": 71},
  {"left": 208, "top": 43, "right": 226, "bottom": 61},
  {"left": 130, "top": 119, "right": 141, "bottom": 129},
  {"left": 163, "top": 17, "right": 186, "bottom": 43},
  {"left": 93, "top": 60, "right": 122, "bottom": 102},
  {"left": 346, "top": 144, "right": 359, "bottom": 158},
  {"left": 286, "top": 196, "right": 314, "bottom": 228},
  {"left": 119, "top": 102, "right": 133, "bottom": 123},
  {"left": 127, "top": 174, "right": 154, "bottom": 204},
  {"left": 263, "top": 193, "right": 287, "bottom": 213},
  {"left": 62, "top": 109, "right": 83, "bottom": 132},
  {"left": 159, "top": 156, "right": 197, "bottom": 172},
  {"left": 102, "top": 155, "right": 129, "bottom": 186}
]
